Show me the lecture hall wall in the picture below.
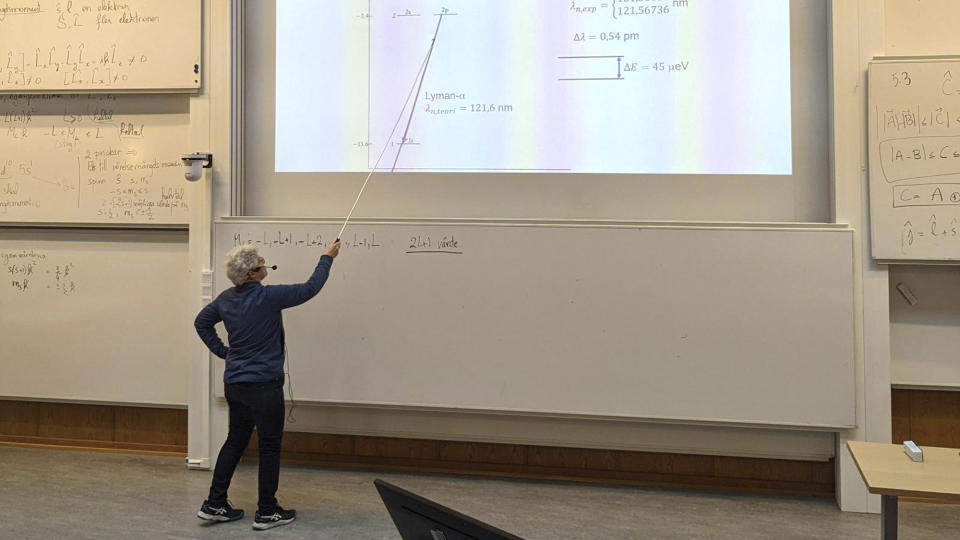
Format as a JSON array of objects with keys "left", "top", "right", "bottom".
[
  {"left": 212, "top": 0, "right": 960, "bottom": 465},
  {"left": 3, "top": 0, "right": 960, "bottom": 501}
]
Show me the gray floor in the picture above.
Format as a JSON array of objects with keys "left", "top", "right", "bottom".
[{"left": 1, "top": 445, "right": 958, "bottom": 539}]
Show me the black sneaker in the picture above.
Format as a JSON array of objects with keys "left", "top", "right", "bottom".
[
  {"left": 197, "top": 499, "right": 244, "bottom": 522},
  {"left": 253, "top": 506, "right": 296, "bottom": 530}
]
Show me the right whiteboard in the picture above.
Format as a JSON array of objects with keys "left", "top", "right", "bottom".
[{"left": 868, "top": 58, "right": 960, "bottom": 261}]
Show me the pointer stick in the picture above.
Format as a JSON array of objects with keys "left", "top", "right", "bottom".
[
  {"left": 337, "top": 15, "right": 445, "bottom": 241},
  {"left": 336, "top": 55, "right": 425, "bottom": 241}
]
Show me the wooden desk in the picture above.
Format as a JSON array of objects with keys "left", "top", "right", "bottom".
[{"left": 847, "top": 441, "right": 960, "bottom": 539}]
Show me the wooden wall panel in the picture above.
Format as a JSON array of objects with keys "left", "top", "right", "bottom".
[
  {"left": 438, "top": 441, "right": 526, "bottom": 466},
  {"left": 526, "top": 446, "right": 621, "bottom": 472},
  {"left": 13, "top": 392, "right": 960, "bottom": 498},
  {"left": 0, "top": 400, "right": 187, "bottom": 453},
  {"left": 276, "top": 436, "right": 833, "bottom": 497},
  {"left": 279, "top": 431, "right": 355, "bottom": 456},
  {"left": 715, "top": 456, "right": 833, "bottom": 485},
  {"left": 35, "top": 402, "right": 114, "bottom": 442},
  {"left": 115, "top": 407, "right": 189, "bottom": 448},
  {"left": 0, "top": 400, "right": 835, "bottom": 495},
  {"left": 902, "top": 389, "right": 960, "bottom": 448},
  {"left": 618, "top": 452, "right": 716, "bottom": 477},
  {"left": 355, "top": 436, "right": 441, "bottom": 461},
  {"left": 0, "top": 400, "right": 38, "bottom": 436},
  {"left": 891, "top": 389, "right": 911, "bottom": 443},
  {"left": 891, "top": 389, "right": 960, "bottom": 448}
]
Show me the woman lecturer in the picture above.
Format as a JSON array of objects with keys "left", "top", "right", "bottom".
[{"left": 194, "top": 240, "right": 340, "bottom": 530}]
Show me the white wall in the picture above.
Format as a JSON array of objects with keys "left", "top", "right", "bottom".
[
  {"left": 829, "top": 0, "right": 887, "bottom": 514},
  {"left": 884, "top": 0, "right": 960, "bottom": 56}
]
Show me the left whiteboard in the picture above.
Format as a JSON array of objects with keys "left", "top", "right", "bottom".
[
  {"left": 0, "top": 93, "right": 190, "bottom": 224},
  {"left": 0, "top": 228, "right": 189, "bottom": 406},
  {"left": 0, "top": 0, "right": 201, "bottom": 92}
]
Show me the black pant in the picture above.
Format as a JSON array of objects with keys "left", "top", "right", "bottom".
[{"left": 208, "top": 377, "right": 285, "bottom": 513}]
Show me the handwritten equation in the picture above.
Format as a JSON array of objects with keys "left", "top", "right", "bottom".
[
  {"left": 1, "top": 249, "right": 78, "bottom": 295},
  {"left": 893, "top": 183, "right": 960, "bottom": 208},
  {"left": 873, "top": 87, "right": 960, "bottom": 200},
  {"left": 1, "top": 42, "right": 152, "bottom": 89},
  {"left": 899, "top": 214, "right": 960, "bottom": 255},
  {"left": 232, "top": 231, "right": 382, "bottom": 251},
  {"left": 230, "top": 230, "right": 464, "bottom": 255},
  {"left": 878, "top": 136, "right": 960, "bottom": 184},
  {"left": 878, "top": 105, "right": 960, "bottom": 138},
  {"left": 874, "top": 101, "right": 960, "bottom": 184},
  {"left": 0, "top": 93, "right": 190, "bottom": 224},
  {"left": 0, "top": 0, "right": 200, "bottom": 91}
]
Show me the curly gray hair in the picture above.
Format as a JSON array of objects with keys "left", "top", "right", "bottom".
[{"left": 225, "top": 245, "right": 262, "bottom": 285}]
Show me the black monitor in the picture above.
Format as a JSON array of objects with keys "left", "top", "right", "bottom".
[{"left": 374, "top": 479, "right": 524, "bottom": 540}]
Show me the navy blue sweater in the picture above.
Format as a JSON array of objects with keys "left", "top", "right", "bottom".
[{"left": 194, "top": 254, "right": 334, "bottom": 384}]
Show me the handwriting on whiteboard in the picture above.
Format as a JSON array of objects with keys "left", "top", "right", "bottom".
[
  {"left": 0, "top": 1, "right": 194, "bottom": 90},
  {"left": 406, "top": 234, "right": 462, "bottom": 254},
  {"left": 0, "top": 93, "right": 189, "bottom": 223},
  {"left": 2, "top": 249, "right": 78, "bottom": 295},
  {"left": 230, "top": 230, "right": 464, "bottom": 255},
  {"left": 869, "top": 63, "right": 960, "bottom": 258}
]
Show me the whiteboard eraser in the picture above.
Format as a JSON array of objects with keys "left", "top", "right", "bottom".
[
  {"left": 903, "top": 440, "right": 923, "bottom": 462},
  {"left": 896, "top": 283, "right": 918, "bottom": 306}
]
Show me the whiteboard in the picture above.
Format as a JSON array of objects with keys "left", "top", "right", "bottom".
[
  {"left": 868, "top": 58, "right": 960, "bottom": 261},
  {"left": 0, "top": 227, "right": 189, "bottom": 406},
  {"left": 0, "top": 93, "right": 191, "bottom": 224},
  {"left": 213, "top": 220, "right": 857, "bottom": 429},
  {"left": 0, "top": 0, "right": 201, "bottom": 92}
]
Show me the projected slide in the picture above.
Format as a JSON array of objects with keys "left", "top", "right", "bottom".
[{"left": 276, "top": 0, "right": 792, "bottom": 175}]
